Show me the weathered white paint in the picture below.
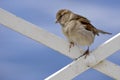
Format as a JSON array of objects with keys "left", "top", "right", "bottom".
[
  {"left": 45, "top": 33, "right": 120, "bottom": 80},
  {"left": 94, "top": 60, "right": 120, "bottom": 80},
  {"left": 0, "top": 8, "right": 120, "bottom": 80}
]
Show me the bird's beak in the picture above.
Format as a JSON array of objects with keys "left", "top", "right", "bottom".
[{"left": 55, "top": 20, "right": 58, "bottom": 23}]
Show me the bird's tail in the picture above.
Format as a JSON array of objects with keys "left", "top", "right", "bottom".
[{"left": 97, "top": 29, "right": 112, "bottom": 35}]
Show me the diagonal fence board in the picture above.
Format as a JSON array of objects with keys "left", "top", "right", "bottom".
[
  {"left": 0, "top": 8, "right": 120, "bottom": 80},
  {"left": 94, "top": 60, "right": 120, "bottom": 80},
  {"left": 45, "top": 33, "right": 120, "bottom": 80},
  {"left": 45, "top": 60, "right": 120, "bottom": 80},
  {"left": 46, "top": 61, "right": 120, "bottom": 80},
  {"left": 0, "top": 8, "right": 81, "bottom": 59}
]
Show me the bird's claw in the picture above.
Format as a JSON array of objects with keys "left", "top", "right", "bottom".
[
  {"left": 82, "top": 47, "right": 89, "bottom": 59},
  {"left": 73, "top": 58, "right": 79, "bottom": 61},
  {"left": 73, "top": 47, "right": 90, "bottom": 60},
  {"left": 69, "top": 42, "right": 74, "bottom": 52},
  {"left": 73, "top": 54, "right": 85, "bottom": 61}
]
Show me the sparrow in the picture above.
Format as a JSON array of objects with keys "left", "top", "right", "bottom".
[{"left": 56, "top": 9, "right": 112, "bottom": 59}]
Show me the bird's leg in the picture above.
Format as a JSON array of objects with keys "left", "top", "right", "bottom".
[
  {"left": 69, "top": 42, "right": 74, "bottom": 52},
  {"left": 83, "top": 47, "right": 89, "bottom": 59},
  {"left": 74, "top": 47, "right": 89, "bottom": 60}
]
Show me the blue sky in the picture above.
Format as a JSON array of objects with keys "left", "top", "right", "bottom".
[{"left": 0, "top": 0, "right": 120, "bottom": 80}]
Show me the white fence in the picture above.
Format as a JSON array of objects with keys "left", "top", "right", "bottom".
[{"left": 0, "top": 8, "right": 120, "bottom": 80}]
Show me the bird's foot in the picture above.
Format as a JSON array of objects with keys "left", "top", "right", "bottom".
[
  {"left": 73, "top": 58, "right": 79, "bottom": 61},
  {"left": 82, "top": 47, "right": 90, "bottom": 59},
  {"left": 83, "top": 48, "right": 89, "bottom": 59},
  {"left": 69, "top": 42, "right": 74, "bottom": 52},
  {"left": 73, "top": 47, "right": 89, "bottom": 60}
]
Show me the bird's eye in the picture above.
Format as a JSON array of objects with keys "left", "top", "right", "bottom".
[{"left": 58, "top": 15, "right": 63, "bottom": 21}]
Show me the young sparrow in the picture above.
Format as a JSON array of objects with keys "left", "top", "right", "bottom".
[{"left": 56, "top": 9, "right": 112, "bottom": 59}]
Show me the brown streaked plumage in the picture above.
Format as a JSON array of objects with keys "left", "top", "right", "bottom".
[{"left": 56, "top": 9, "right": 112, "bottom": 59}]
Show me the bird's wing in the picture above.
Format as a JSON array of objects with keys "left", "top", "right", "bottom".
[
  {"left": 71, "top": 14, "right": 112, "bottom": 36},
  {"left": 75, "top": 14, "right": 99, "bottom": 35}
]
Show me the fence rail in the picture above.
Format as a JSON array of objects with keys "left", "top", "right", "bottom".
[{"left": 0, "top": 8, "right": 120, "bottom": 80}]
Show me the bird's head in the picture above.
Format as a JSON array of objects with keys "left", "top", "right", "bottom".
[{"left": 56, "top": 9, "right": 72, "bottom": 24}]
